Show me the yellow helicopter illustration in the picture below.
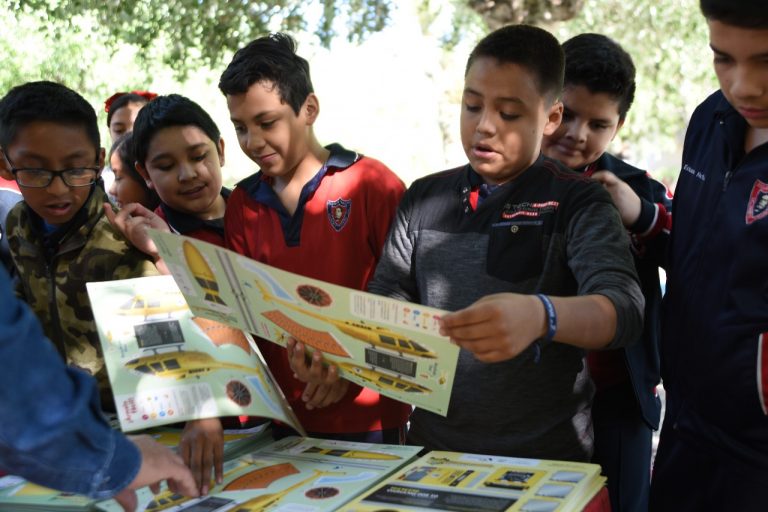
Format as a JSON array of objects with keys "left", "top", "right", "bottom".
[
  {"left": 301, "top": 445, "right": 402, "bottom": 460},
  {"left": 124, "top": 350, "right": 261, "bottom": 380},
  {"left": 338, "top": 362, "right": 432, "bottom": 393},
  {"left": 183, "top": 240, "right": 227, "bottom": 306},
  {"left": 116, "top": 293, "right": 188, "bottom": 320},
  {"left": 254, "top": 279, "right": 437, "bottom": 359}
]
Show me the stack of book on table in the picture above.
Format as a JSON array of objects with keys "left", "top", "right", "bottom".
[{"left": 0, "top": 442, "right": 607, "bottom": 512}]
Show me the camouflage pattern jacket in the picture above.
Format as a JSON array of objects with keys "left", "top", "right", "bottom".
[{"left": 5, "top": 186, "right": 158, "bottom": 410}]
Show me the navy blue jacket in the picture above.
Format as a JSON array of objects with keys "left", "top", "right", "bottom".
[
  {"left": 585, "top": 153, "right": 671, "bottom": 430},
  {"left": 662, "top": 91, "right": 768, "bottom": 469}
]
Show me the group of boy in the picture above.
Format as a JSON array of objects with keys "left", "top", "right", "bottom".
[{"left": 0, "top": 0, "right": 765, "bottom": 510}]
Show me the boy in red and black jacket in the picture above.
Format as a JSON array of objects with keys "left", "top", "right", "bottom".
[{"left": 542, "top": 33, "right": 672, "bottom": 512}]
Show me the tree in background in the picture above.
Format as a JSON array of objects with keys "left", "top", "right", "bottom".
[
  {"left": 11, "top": 0, "right": 390, "bottom": 77},
  {"left": 4, "top": 0, "right": 717, "bottom": 186}
]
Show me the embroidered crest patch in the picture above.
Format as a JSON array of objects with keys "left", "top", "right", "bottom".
[
  {"left": 327, "top": 197, "right": 352, "bottom": 231},
  {"left": 746, "top": 179, "right": 768, "bottom": 225}
]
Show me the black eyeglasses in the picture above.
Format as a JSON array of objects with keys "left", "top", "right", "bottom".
[{"left": 5, "top": 154, "right": 100, "bottom": 188}]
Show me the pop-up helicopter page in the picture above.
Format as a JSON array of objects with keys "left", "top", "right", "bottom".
[
  {"left": 87, "top": 275, "right": 304, "bottom": 434},
  {"left": 96, "top": 436, "right": 422, "bottom": 512},
  {"left": 148, "top": 230, "right": 460, "bottom": 416}
]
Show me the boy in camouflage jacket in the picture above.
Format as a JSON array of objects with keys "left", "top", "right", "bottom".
[{"left": 0, "top": 81, "right": 158, "bottom": 411}]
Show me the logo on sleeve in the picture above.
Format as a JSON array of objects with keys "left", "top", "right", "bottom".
[
  {"left": 746, "top": 179, "right": 768, "bottom": 224},
  {"left": 327, "top": 198, "right": 352, "bottom": 231}
]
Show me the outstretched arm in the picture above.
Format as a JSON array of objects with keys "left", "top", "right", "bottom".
[
  {"left": 439, "top": 293, "right": 617, "bottom": 363},
  {"left": 0, "top": 267, "right": 197, "bottom": 505}
]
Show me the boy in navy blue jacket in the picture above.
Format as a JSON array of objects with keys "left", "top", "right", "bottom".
[
  {"left": 649, "top": 1, "right": 768, "bottom": 510},
  {"left": 542, "top": 33, "right": 671, "bottom": 512}
]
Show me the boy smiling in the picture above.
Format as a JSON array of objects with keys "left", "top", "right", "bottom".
[{"left": 220, "top": 33, "right": 410, "bottom": 441}]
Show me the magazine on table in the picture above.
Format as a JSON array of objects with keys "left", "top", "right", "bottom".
[
  {"left": 96, "top": 436, "right": 423, "bottom": 512},
  {"left": 340, "top": 450, "right": 607, "bottom": 512}
]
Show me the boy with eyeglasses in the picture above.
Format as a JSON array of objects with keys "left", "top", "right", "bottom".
[{"left": 0, "top": 81, "right": 158, "bottom": 412}]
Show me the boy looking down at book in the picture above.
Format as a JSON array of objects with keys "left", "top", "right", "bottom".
[
  {"left": 104, "top": 93, "right": 234, "bottom": 495},
  {"left": 650, "top": 1, "right": 768, "bottom": 509},
  {"left": 130, "top": 94, "right": 228, "bottom": 247},
  {"left": 368, "top": 25, "right": 644, "bottom": 462},
  {"left": 541, "top": 33, "right": 672, "bottom": 512},
  {"left": 219, "top": 33, "right": 411, "bottom": 442},
  {"left": 0, "top": 81, "right": 158, "bottom": 412}
]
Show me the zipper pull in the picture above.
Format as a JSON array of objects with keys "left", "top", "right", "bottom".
[{"left": 723, "top": 170, "right": 733, "bottom": 191}]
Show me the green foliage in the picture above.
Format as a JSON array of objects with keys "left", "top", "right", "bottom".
[{"left": 12, "top": 0, "right": 392, "bottom": 78}]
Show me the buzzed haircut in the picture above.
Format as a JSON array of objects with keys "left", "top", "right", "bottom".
[
  {"left": 218, "top": 32, "right": 313, "bottom": 115},
  {"left": 562, "top": 33, "right": 636, "bottom": 121},
  {"left": 0, "top": 81, "right": 100, "bottom": 156},
  {"left": 131, "top": 94, "right": 221, "bottom": 166},
  {"left": 700, "top": 0, "right": 768, "bottom": 29},
  {"left": 466, "top": 24, "right": 564, "bottom": 103}
]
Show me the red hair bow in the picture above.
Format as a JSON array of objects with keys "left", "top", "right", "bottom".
[{"left": 104, "top": 90, "right": 159, "bottom": 112}]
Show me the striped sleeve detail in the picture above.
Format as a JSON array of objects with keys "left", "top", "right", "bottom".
[{"left": 636, "top": 202, "right": 671, "bottom": 240}]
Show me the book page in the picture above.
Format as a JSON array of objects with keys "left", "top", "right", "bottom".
[
  {"left": 340, "top": 450, "right": 605, "bottom": 512},
  {"left": 150, "top": 231, "right": 460, "bottom": 416},
  {"left": 87, "top": 275, "right": 304, "bottom": 434}
]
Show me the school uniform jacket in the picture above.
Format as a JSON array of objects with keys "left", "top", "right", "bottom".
[
  {"left": 368, "top": 155, "right": 644, "bottom": 462},
  {"left": 225, "top": 143, "right": 412, "bottom": 434},
  {"left": 583, "top": 153, "right": 672, "bottom": 430},
  {"left": 155, "top": 188, "right": 230, "bottom": 247},
  {"left": 5, "top": 186, "right": 158, "bottom": 410},
  {"left": 661, "top": 90, "right": 768, "bottom": 470}
]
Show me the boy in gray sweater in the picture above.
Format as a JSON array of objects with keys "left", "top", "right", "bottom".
[{"left": 368, "top": 24, "right": 644, "bottom": 462}]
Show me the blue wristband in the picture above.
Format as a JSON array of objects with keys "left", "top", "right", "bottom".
[
  {"left": 533, "top": 294, "right": 557, "bottom": 363},
  {"left": 536, "top": 294, "right": 557, "bottom": 342}
]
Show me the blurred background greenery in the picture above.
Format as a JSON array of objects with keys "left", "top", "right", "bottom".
[{"left": 3, "top": 0, "right": 717, "bottom": 188}]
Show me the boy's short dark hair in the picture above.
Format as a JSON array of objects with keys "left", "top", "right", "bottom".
[
  {"left": 131, "top": 94, "right": 221, "bottom": 165},
  {"left": 106, "top": 93, "right": 152, "bottom": 129},
  {"left": 218, "top": 32, "right": 313, "bottom": 115},
  {"left": 700, "top": 0, "right": 768, "bottom": 29},
  {"left": 466, "top": 24, "right": 564, "bottom": 103},
  {"left": 0, "top": 81, "right": 100, "bottom": 156},
  {"left": 562, "top": 33, "right": 636, "bottom": 121}
]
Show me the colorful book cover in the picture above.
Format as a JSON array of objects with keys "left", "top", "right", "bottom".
[
  {"left": 86, "top": 275, "right": 304, "bottom": 435},
  {"left": 96, "top": 436, "right": 423, "bottom": 511},
  {"left": 149, "top": 230, "right": 460, "bottom": 416},
  {"left": 339, "top": 450, "right": 606, "bottom": 512}
]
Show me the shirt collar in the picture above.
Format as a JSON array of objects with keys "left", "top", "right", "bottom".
[{"left": 161, "top": 187, "right": 230, "bottom": 236}]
